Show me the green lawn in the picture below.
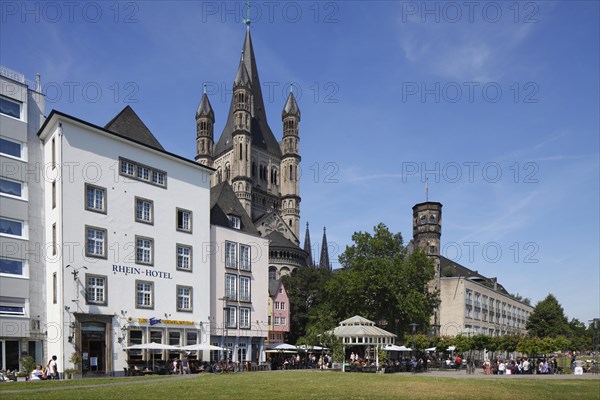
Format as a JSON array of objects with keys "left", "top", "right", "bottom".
[{"left": 2, "top": 371, "right": 599, "bottom": 400}]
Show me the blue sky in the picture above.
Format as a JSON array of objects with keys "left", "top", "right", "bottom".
[{"left": 2, "top": 1, "right": 599, "bottom": 324}]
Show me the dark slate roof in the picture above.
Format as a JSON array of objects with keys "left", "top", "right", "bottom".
[
  {"left": 439, "top": 256, "right": 509, "bottom": 295},
  {"left": 104, "top": 106, "right": 164, "bottom": 151},
  {"left": 282, "top": 92, "right": 300, "bottom": 118},
  {"left": 197, "top": 93, "right": 215, "bottom": 120},
  {"left": 268, "top": 279, "right": 282, "bottom": 297},
  {"left": 214, "top": 30, "right": 282, "bottom": 158},
  {"left": 319, "top": 227, "right": 331, "bottom": 270},
  {"left": 234, "top": 59, "right": 251, "bottom": 86},
  {"left": 210, "top": 182, "right": 259, "bottom": 235},
  {"left": 303, "top": 222, "right": 313, "bottom": 266},
  {"left": 265, "top": 230, "right": 297, "bottom": 248}
]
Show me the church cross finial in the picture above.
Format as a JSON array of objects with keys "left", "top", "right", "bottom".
[
  {"left": 203, "top": 83, "right": 207, "bottom": 94},
  {"left": 289, "top": 82, "right": 293, "bottom": 93},
  {"left": 244, "top": 0, "right": 251, "bottom": 29}
]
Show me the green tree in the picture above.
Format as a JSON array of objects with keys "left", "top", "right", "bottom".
[
  {"left": 324, "top": 223, "right": 438, "bottom": 337},
  {"left": 282, "top": 266, "right": 332, "bottom": 343},
  {"left": 526, "top": 294, "right": 569, "bottom": 338},
  {"left": 567, "top": 318, "right": 591, "bottom": 351}
]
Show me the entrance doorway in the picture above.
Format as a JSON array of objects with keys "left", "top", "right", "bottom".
[{"left": 81, "top": 322, "right": 106, "bottom": 375}]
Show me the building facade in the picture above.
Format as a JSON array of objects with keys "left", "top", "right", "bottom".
[
  {"left": 209, "top": 182, "right": 269, "bottom": 363},
  {"left": 0, "top": 66, "right": 46, "bottom": 371},
  {"left": 38, "top": 107, "right": 213, "bottom": 375},
  {"left": 267, "top": 280, "right": 290, "bottom": 344},
  {"left": 195, "top": 28, "right": 308, "bottom": 279},
  {"left": 410, "top": 200, "right": 533, "bottom": 337}
]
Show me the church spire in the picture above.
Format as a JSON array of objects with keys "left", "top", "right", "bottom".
[
  {"left": 304, "top": 222, "right": 313, "bottom": 267},
  {"left": 319, "top": 227, "right": 331, "bottom": 271}
]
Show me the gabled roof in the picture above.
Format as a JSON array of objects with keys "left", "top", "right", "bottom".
[
  {"left": 268, "top": 279, "right": 283, "bottom": 297},
  {"left": 104, "top": 106, "right": 164, "bottom": 151},
  {"left": 265, "top": 230, "right": 297, "bottom": 248},
  {"left": 210, "top": 182, "right": 259, "bottom": 235},
  {"left": 214, "top": 30, "right": 282, "bottom": 158},
  {"left": 440, "top": 256, "right": 509, "bottom": 295}
]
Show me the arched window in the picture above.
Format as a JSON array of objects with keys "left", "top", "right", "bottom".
[
  {"left": 217, "top": 168, "right": 222, "bottom": 183},
  {"left": 268, "top": 267, "right": 277, "bottom": 280},
  {"left": 419, "top": 215, "right": 426, "bottom": 225},
  {"left": 289, "top": 164, "right": 293, "bottom": 180},
  {"left": 225, "top": 164, "right": 231, "bottom": 181},
  {"left": 239, "top": 143, "right": 243, "bottom": 160},
  {"left": 429, "top": 215, "right": 436, "bottom": 224}
]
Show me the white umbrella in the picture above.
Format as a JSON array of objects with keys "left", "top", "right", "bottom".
[
  {"left": 265, "top": 343, "right": 297, "bottom": 351},
  {"left": 384, "top": 344, "right": 412, "bottom": 352},
  {"left": 425, "top": 347, "right": 436, "bottom": 352},
  {"left": 181, "top": 343, "right": 225, "bottom": 351},
  {"left": 297, "top": 345, "right": 329, "bottom": 351},
  {"left": 447, "top": 345, "right": 456, "bottom": 351}
]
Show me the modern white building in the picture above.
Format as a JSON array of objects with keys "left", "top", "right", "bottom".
[
  {"left": 209, "top": 182, "right": 269, "bottom": 364},
  {"left": 0, "top": 66, "right": 46, "bottom": 371},
  {"left": 38, "top": 106, "right": 213, "bottom": 375}
]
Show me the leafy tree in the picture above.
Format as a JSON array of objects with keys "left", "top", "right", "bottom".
[
  {"left": 282, "top": 266, "right": 332, "bottom": 343},
  {"left": 567, "top": 318, "right": 591, "bottom": 351},
  {"left": 509, "top": 293, "right": 531, "bottom": 305},
  {"left": 526, "top": 294, "right": 569, "bottom": 338},
  {"left": 497, "top": 334, "right": 522, "bottom": 353},
  {"left": 325, "top": 223, "right": 438, "bottom": 337}
]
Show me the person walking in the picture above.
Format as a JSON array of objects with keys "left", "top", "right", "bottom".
[{"left": 47, "top": 355, "right": 58, "bottom": 380}]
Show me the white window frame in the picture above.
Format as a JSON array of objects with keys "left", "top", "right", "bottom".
[
  {"left": 0, "top": 177, "right": 25, "bottom": 200},
  {"left": 0, "top": 137, "right": 25, "bottom": 160},
  {"left": 240, "top": 244, "right": 251, "bottom": 271},
  {"left": 225, "top": 274, "right": 237, "bottom": 301},
  {"left": 239, "top": 276, "right": 251, "bottom": 302},
  {"left": 85, "top": 226, "right": 107, "bottom": 258},
  {"left": 229, "top": 215, "right": 241, "bottom": 229},
  {"left": 0, "top": 217, "right": 25, "bottom": 239},
  {"left": 176, "top": 208, "right": 192, "bottom": 233},
  {"left": 0, "top": 257, "right": 26, "bottom": 277},
  {"left": 177, "top": 286, "right": 192, "bottom": 312},
  {"left": 225, "top": 241, "right": 237, "bottom": 269},
  {"left": 280, "top": 316, "right": 286, "bottom": 326},
  {"left": 136, "top": 280, "right": 154, "bottom": 309},
  {"left": 0, "top": 96, "right": 23, "bottom": 120},
  {"left": 135, "top": 236, "right": 153, "bottom": 265},
  {"left": 240, "top": 307, "right": 250, "bottom": 329},
  {"left": 135, "top": 197, "right": 153, "bottom": 224},
  {"left": 86, "top": 274, "right": 107, "bottom": 305},
  {"left": 176, "top": 244, "right": 192, "bottom": 271},
  {"left": 226, "top": 306, "right": 237, "bottom": 328},
  {"left": 274, "top": 316, "right": 280, "bottom": 325},
  {"left": 85, "top": 184, "right": 106, "bottom": 213}
]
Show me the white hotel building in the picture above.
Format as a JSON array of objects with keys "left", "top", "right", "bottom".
[{"left": 38, "top": 106, "right": 213, "bottom": 375}]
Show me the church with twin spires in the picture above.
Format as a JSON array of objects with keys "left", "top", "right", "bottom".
[{"left": 194, "top": 27, "right": 331, "bottom": 276}]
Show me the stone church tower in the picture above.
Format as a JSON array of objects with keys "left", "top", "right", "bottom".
[
  {"left": 195, "top": 27, "right": 302, "bottom": 243},
  {"left": 412, "top": 201, "right": 442, "bottom": 334}
]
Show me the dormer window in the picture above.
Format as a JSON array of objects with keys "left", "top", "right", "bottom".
[{"left": 229, "top": 215, "right": 241, "bottom": 230}]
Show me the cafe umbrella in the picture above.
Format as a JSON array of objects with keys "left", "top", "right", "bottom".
[{"left": 125, "top": 342, "right": 181, "bottom": 370}]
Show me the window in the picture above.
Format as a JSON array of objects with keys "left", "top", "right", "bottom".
[
  {"left": 280, "top": 317, "right": 286, "bottom": 326},
  {"left": 0, "top": 96, "right": 21, "bottom": 119},
  {"left": 86, "top": 227, "right": 106, "bottom": 258},
  {"left": 177, "top": 286, "right": 192, "bottom": 312},
  {"left": 135, "top": 197, "right": 153, "bottom": 224},
  {"left": 225, "top": 274, "right": 237, "bottom": 300},
  {"left": 0, "top": 178, "right": 22, "bottom": 198},
  {"left": 240, "top": 245, "right": 251, "bottom": 271},
  {"left": 226, "top": 306, "right": 237, "bottom": 328},
  {"left": 176, "top": 208, "right": 192, "bottom": 232},
  {"left": 268, "top": 267, "right": 277, "bottom": 280},
  {"left": 0, "top": 218, "right": 23, "bottom": 237},
  {"left": 135, "top": 236, "right": 153, "bottom": 265},
  {"left": 0, "top": 297, "right": 25, "bottom": 316},
  {"left": 419, "top": 215, "right": 426, "bottom": 225},
  {"left": 52, "top": 272, "right": 57, "bottom": 304},
  {"left": 0, "top": 258, "right": 23, "bottom": 276},
  {"left": 239, "top": 276, "right": 251, "bottom": 302},
  {"left": 137, "top": 165, "right": 150, "bottom": 181},
  {"left": 229, "top": 215, "right": 241, "bottom": 230},
  {"left": 240, "top": 308, "right": 250, "bottom": 329},
  {"left": 136, "top": 281, "right": 153, "bottom": 309},
  {"left": 52, "top": 181, "right": 56, "bottom": 209},
  {"left": 176, "top": 245, "right": 192, "bottom": 271},
  {"left": 274, "top": 316, "right": 280, "bottom": 325},
  {"left": 86, "top": 275, "right": 107, "bottom": 305},
  {"left": 52, "top": 223, "right": 56, "bottom": 255},
  {"left": 119, "top": 158, "right": 167, "bottom": 188},
  {"left": 51, "top": 137, "right": 56, "bottom": 168},
  {"left": 429, "top": 215, "right": 436, "bottom": 224},
  {"left": 0, "top": 137, "right": 23, "bottom": 158},
  {"left": 86, "top": 184, "right": 106, "bottom": 213},
  {"left": 225, "top": 242, "right": 237, "bottom": 269}
]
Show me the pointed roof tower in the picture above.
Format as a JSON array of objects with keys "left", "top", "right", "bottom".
[
  {"left": 319, "top": 227, "right": 331, "bottom": 271},
  {"left": 303, "top": 222, "right": 313, "bottom": 267},
  {"left": 282, "top": 86, "right": 300, "bottom": 118},
  {"left": 214, "top": 29, "right": 282, "bottom": 158},
  {"left": 196, "top": 84, "right": 215, "bottom": 120}
]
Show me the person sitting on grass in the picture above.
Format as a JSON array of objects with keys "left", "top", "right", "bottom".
[{"left": 30, "top": 365, "right": 44, "bottom": 381}]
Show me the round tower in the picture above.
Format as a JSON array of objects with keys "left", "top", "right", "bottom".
[
  {"left": 231, "top": 54, "right": 253, "bottom": 216},
  {"left": 412, "top": 201, "right": 442, "bottom": 335},
  {"left": 280, "top": 88, "right": 301, "bottom": 239},
  {"left": 195, "top": 84, "right": 215, "bottom": 168}
]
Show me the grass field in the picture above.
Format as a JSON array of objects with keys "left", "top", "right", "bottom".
[{"left": 1, "top": 371, "right": 599, "bottom": 400}]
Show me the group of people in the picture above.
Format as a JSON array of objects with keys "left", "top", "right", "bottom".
[{"left": 481, "top": 356, "right": 558, "bottom": 375}]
